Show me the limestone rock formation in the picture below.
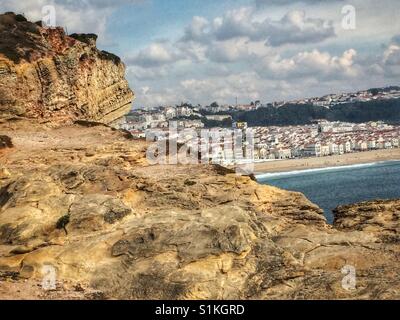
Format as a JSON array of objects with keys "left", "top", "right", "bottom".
[
  {"left": 0, "top": 12, "right": 133, "bottom": 126},
  {"left": 334, "top": 200, "right": 400, "bottom": 243},
  {"left": 0, "top": 122, "right": 399, "bottom": 299}
]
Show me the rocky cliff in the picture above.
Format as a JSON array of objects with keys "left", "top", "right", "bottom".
[
  {"left": 0, "top": 122, "right": 399, "bottom": 299},
  {"left": 0, "top": 12, "right": 133, "bottom": 126}
]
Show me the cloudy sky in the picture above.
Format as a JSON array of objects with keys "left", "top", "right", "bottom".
[{"left": 2, "top": 0, "right": 400, "bottom": 107}]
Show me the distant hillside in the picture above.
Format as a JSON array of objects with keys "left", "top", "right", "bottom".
[{"left": 231, "top": 99, "right": 400, "bottom": 126}]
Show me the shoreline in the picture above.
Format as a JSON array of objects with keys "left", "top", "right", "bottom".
[{"left": 252, "top": 148, "right": 400, "bottom": 174}]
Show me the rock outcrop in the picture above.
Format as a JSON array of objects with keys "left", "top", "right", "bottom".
[
  {"left": 334, "top": 200, "right": 400, "bottom": 244},
  {"left": 0, "top": 123, "right": 399, "bottom": 299},
  {"left": 0, "top": 12, "right": 133, "bottom": 126}
]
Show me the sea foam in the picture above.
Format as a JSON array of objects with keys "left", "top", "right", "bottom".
[{"left": 255, "top": 160, "right": 400, "bottom": 180}]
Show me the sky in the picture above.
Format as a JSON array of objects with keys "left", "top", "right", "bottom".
[{"left": 1, "top": 0, "right": 400, "bottom": 108}]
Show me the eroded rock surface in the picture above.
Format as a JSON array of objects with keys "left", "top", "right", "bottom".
[
  {"left": 0, "top": 123, "right": 399, "bottom": 300},
  {"left": 334, "top": 200, "right": 400, "bottom": 244},
  {"left": 0, "top": 13, "right": 133, "bottom": 126},
  {"left": 0, "top": 12, "right": 399, "bottom": 300}
]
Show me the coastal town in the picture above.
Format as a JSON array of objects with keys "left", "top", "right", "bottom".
[
  {"left": 120, "top": 86, "right": 400, "bottom": 133},
  {"left": 119, "top": 86, "right": 400, "bottom": 164},
  {"left": 127, "top": 119, "right": 400, "bottom": 164},
  {"left": 252, "top": 120, "right": 400, "bottom": 160},
  {"left": 288, "top": 86, "right": 400, "bottom": 109}
]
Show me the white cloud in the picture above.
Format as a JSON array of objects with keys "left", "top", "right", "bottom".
[
  {"left": 255, "top": 0, "right": 345, "bottom": 7},
  {"left": 206, "top": 38, "right": 252, "bottom": 63},
  {"left": 181, "top": 16, "right": 210, "bottom": 43},
  {"left": 181, "top": 7, "right": 335, "bottom": 47},
  {"left": 127, "top": 65, "right": 169, "bottom": 81},
  {"left": 135, "top": 87, "right": 186, "bottom": 107},
  {"left": 176, "top": 41, "right": 208, "bottom": 62},
  {"left": 179, "top": 72, "right": 262, "bottom": 103},
  {"left": 212, "top": 7, "right": 260, "bottom": 41},
  {"left": 260, "top": 49, "right": 359, "bottom": 80},
  {"left": 263, "top": 10, "right": 335, "bottom": 46},
  {"left": 126, "top": 42, "right": 184, "bottom": 68},
  {"left": 129, "top": 47, "right": 367, "bottom": 107},
  {"left": 383, "top": 45, "right": 400, "bottom": 66},
  {"left": 141, "top": 86, "right": 150, "bottom": 95},
  {"left": 380, "top": 36, "right": 400, "bottom": 77}
]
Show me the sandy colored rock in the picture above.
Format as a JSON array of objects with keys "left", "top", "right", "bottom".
[
  {"left": 334, "top": 200, "right": 400, "bottom": 243},
  {"left": 0, "top": 13, "right": 133, "bottom": 126},
  {"left": 0, "top": 123, "right": 399, "bottom": 300}
]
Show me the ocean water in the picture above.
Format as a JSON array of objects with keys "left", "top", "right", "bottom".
[{"left": 257, "top": 160, "right": 400, "bottom": 224}]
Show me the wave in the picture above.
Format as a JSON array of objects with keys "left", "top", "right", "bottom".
[{"left": 255, "top": 160, "right": 400, "bottom": 180}]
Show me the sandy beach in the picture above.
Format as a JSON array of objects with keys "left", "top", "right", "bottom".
[{"left": 252, "top": 148, "right": 400, "bottom": 174}]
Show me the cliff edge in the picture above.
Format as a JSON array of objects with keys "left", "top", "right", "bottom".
[{"left": 0, "top": 12, "right": 133, "bottom": 126}]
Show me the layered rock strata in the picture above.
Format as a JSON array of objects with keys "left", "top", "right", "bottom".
[{"left": 0, "top": 12, "right": 133, "bottom": 126}]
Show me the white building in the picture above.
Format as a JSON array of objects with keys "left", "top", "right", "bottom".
[
  {"left": 272, "top": 148, "right": 292, "bottom": 159},
  {"left": 321, "top": 145, "right": 330, "bottom": 156},
  {"left": 329, "top": 143, "right": 339, "bottom": 155},
  {"left": 355, "top": 141, "right": 368, "bottom": 151},
  {"left": 303, "top": 143, "right": 322, "bottom": 157},
  {"left": 343, "top": 141, "right": 352, "bottom": 153},
  {"left": 367, "top": 140, "right": 376, "bottom": 149}
]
